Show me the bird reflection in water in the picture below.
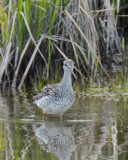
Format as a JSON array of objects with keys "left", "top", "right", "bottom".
[{"left": 33, "top": 121, "right": 75, "bottom": 160}]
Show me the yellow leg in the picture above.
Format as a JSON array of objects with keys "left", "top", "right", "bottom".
[
  {"left": 60, "top": 114, "right": 63, "bottom": 120},
  {"left": 43, "top": 113, "right": 45, "bottom": 120}
]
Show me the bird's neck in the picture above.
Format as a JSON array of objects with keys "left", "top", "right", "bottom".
[{"left": 61, "top": 69, "right": 72, "bottom": 87}]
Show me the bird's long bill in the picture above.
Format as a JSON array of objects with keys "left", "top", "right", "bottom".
[{"left": 71, "top": 70, "right": 77, "bottom": 79}]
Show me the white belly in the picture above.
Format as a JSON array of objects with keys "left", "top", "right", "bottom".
[{"left": 35, "top": 95, "right": 75, "bottom": 116}]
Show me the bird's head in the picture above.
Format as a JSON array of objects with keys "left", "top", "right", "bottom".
[{"left": 63, "top": 59, "right": 76, "bottom": 79}]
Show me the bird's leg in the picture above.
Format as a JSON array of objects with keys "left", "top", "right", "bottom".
[
  {"left": 60, "top": 114, "right": 63, "bottom": 120},
  {"left": 43, "top": 113, "right": 45, "bottom": 120}
]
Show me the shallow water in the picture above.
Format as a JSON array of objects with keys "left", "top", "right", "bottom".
[{"left": 0, "top": 89, "right": 128, "bottom": 160}]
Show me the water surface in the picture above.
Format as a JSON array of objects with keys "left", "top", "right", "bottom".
[{"left": 0, "top": 89, "right": 128, "bottom": 160}]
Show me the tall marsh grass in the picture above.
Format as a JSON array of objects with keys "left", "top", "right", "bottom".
[{"left": 0, "top": 0, "right": 127, "bottom": 89}]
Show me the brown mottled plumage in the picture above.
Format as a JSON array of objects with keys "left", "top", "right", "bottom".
[{"left": 33, "top": 83, "right": 60, "bottom": 101}]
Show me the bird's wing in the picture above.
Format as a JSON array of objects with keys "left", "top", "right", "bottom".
[{"left": 33, "top": 83, "right": 60, "bottom": 101}]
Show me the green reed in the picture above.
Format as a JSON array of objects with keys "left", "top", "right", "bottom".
[
  {"left": 47, "top": 0, "right": 60, "bottom": 79},
  {"left": 0, "top": 0, "right": 127, "bottom": 90}
]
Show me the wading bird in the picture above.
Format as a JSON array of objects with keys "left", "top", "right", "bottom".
[{"left": 33, "top": 59, "right": 76, "bottom": 120}]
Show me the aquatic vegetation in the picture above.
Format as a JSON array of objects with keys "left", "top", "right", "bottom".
[{"left": 0, "top": 0, "right": 127, "bottom": 90}]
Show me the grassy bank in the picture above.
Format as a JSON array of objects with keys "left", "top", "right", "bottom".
[{"left": 0, "top": 0, "right": 127, "bottom": 90}]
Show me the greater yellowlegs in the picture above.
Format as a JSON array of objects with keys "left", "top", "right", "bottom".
[{"left": 33, "top": 59, "right": 76, "bottom": 119}]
